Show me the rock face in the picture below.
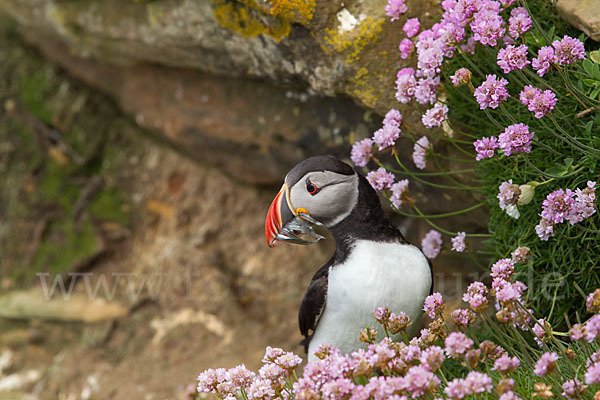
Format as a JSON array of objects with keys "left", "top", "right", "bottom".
[
  {"left": 557, "top": 0, "right": 600, "bottom": 42},
  {"left": 0, "top": 0, "right": 437, "bottom": 114}
]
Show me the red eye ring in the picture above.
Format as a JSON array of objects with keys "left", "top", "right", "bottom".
[{"left": 306, "top": 178, "right": 320, "bottom": 195}]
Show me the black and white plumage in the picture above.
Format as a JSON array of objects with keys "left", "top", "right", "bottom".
[{"left": 265, "top": 156, "right": 432, "bottom": 361}]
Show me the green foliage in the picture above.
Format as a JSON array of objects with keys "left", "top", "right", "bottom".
[{"left": 442, "top": 0, "right": 600, "bottom": 327}]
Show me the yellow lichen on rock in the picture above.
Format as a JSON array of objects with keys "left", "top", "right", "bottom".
[
  {"left": 268, "top": 0, "right": 315, "bottom": 25},
  {"left": 348, "top": 67, "right": 381, "bottom": 109},
  {"left": 211, "top": 0, "right": 291, "bottom": 40},
  {"left": 323, "top": 16, "right": 385, "bottom": 63}
]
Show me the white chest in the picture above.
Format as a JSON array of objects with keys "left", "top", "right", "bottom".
[{"left": 308, "top": 240, "right": 431, "bottom": 360}]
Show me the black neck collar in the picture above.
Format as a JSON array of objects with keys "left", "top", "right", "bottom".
[{"left": 328, "top": 173, "right": 408, "bottom": 264}]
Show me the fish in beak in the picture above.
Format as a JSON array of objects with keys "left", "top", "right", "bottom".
[{"left": 265, "top": 184, "right": 324, "bottom": 247}]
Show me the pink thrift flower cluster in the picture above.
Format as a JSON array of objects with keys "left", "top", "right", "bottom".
[
  {"left": 385, "top": 0, "right": 407, "bottom": 21},
  {"left": 403, "top": 18, "right": 420, "bottom": 38},
  {"left": 445, "top": 371, "right": 493, "bottom": 399},
  {"left": 390, "top": 179, "right": 410, "bottom": 209},
  {"left": 398, "top": 38, "right": 414, "bottom": 59},
  {"left": 497, "top": 44, "right": 530, "bottom": 73},
  {"left": 463, "top": 281, "right": 489, "bottom": 312},
  {"left": 507, "top": 7, "right": 531, "bottom": 39},
  {"left": 533, "top": 352, "right": 558, "bottom": 377},
  {"left": 351, "top": 108, "right": 403, "bottom": 167},
  {"left": 422, "top": 103, "right": 449, "bottom": 128},
  {"left": 350, "top": 138, "right": 373, "bottom": 167},
  {"left": 412, "top": 136, "right": 430, "bottom": 169},
  {"left": 367, "top": 167, "right": 395, "bottom": 192},
  {"left": 473, "top": 136, "right": 499, "bottom": 160},
  {"left": 421, "top": 229, "right": 442, "bottom": 259},
  {"left": 498, "top": 123, "right": 534, "bottom": 156},
  {"left": 424, "top": 292, "right": 444, "bottom": 318},
  {"left": 519, "top": 85, "right": 557, "bottom": 118},
  {"left": 535, "top": 181, "right": 597, "bottom": 240},
  {"left": 474, "top": 74, "right": 510, "bottom": 109},
  {"left": 451, "top": 231, "right": 466, "bottom": 252}
]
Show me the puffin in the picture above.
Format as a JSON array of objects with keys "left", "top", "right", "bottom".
[{"left": 265, "top": 156, "right": 432, "bottom": 360}]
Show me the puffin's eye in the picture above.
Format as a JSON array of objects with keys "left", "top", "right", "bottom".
[{"left": 306, "top": 178, "right": 320, "bottom": 195}]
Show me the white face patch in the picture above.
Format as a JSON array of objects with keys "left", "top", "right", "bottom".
[{"left": 288, "top": 171, "right": 359, "bottom": 228}]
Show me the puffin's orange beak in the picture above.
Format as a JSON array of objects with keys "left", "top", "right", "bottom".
[{"left": 265, "top": 184, "right": 296, "bottom": 248}]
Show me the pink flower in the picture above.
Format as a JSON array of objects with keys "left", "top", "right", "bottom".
[
  {"left": 533, "top": 352, "right": 558, "bottom": 377},
  {"left": 464, "top": 371, "right": 492, "bottom": 394},
  {"left": 570, "top": 323, "right": 584, "bottom": 341},
  {"left": 398, "top": 38, "right": 414, "bottom": 59},
  {"left": 367, "top": 168, "right": 395, "bottom": 191},
  {"left": 519, "top": 84, "right": 538, "bottom": 106},
  {"left": 402, "top": 366, "right": 440, "bottom": 397},
  {"left": 424, "top": 292, "right": 444, "bottom": 318},
  {"left": 421, "top": 229, "right": 442, "bottom": 258},
  {"left": 450, "top": 68, "right": 472, "bottom": 87},
  {"left": 498, "top": 123, "right": 534, "bottom": 156},
  {"left": 445, "top": 332, "right": 474, "bottom": 358},
  {"left": 412, "top": 136, "right": 430, "bottom": 169},
  {"left": 385, "top": 0, "right": 407, "bottom": 21},
  {"left": 528, "top": 89, "right": 557, "bottom": 118},
  {"left": 470, "top": 10, "right": 506, "bottom": 46},
  {"left": 567, "top": 181, "right": 596, "bottom": 224},
  {"left": 585, "top": 315, "right": 600, "bottom": 342},
  {"left": 532, "top": 46, "right": 556, "bottom": 76},
  {"left": 403, "top": 18, "right": 421, "bottom": 37},
  {"left": 497, "top": 180, "right": 521, "bottom": 218},
  {"left": 451, "top": 232, "right": 466, "bottom": 252},
  {"left": 532, "top": 318, "right": 551, "bottom": 347},
  {"left": 373, "top": 124, "right": 401, "bottom": 150},
  {"left": 414, "top": 77, "right": 439, "bottom": 105},
  {"left": 445, "top": 378, "right": 468, "bottom": 399},
  {"left": 420, "top": 346, "right": 445, "bottom": 371},
  {"left": 350, "top": 138, "right": 373, "bottom": 167},
  {"left": 416, "top": 38, "right": 445, "bottom": 78},
  {"left": 495, "top": 280, "right": 527, "bottom": 304},
  {"left": 451, "top": 308, "right": 474, "bottom": 326},
  {"left": 535, "top": 217, "right": 555, "bottom": 241},
  {"left": 562, "top": 377, "right": 587, "bottom": 399},
  {"left": 541, "top": 188, "right": 575, "bottom": 224},
  {"left": 508, "top": 7, "right": 531, "bottom": 39},
  {"left": 374, "top": 306, "right": 392, "bottom": 323},
  {"left": 497, "top": 44, "right": 530, "bottom": 73},
  {"left": 422, "top": 103, "right": 448, "bottom": 128},
  {"left": 585, "top": 362, "right": 600, "bottom": 385},
  {"left": 473, "top": 136, "right": 499, "bottom": 160},
  {"left": 247, "top": 378, "right": 275, "bottom": 400},
  {"left": 383, "top": 109, "right": 403, "bottom": 128},
  {"left": 395, "top": 68, "right": 417, "bottom": 103},
  {"left": 390, "top": 179, "right": 410, "bottom": 208},
  {"left": 463, "top": 282, "right": 489, "bottom": 312},
  {"left": 491, "top": 258, "right": 515, "bottom": 280},
  {"left": 493, "top": 354, "right": 520, "bottom": 374},
  {"left": 321, "top": 378, "right": 356, "bottom": 400},
  {"left": 275, "top": 352, "right": 302, "bottom": 369},
  {"left": 474, "top": 74, "right": 510, "bottom": 109},
  {"left": 553, "top": 35, "right": 586, "bottom": 65}
]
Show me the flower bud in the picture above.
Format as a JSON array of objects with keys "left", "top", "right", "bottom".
[
  {"left": 359, "top": 327, "right": 377, "bottom": 344},
  {"left": 517, "top": 184, "right": 535, "bottom": 205},
  {"left": 565, "top": 349, "right": 576, "bottom": 360}
]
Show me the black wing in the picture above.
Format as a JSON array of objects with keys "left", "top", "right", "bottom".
[{"left": 298, "top": 257, "right": 333, "bottom": 352}]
